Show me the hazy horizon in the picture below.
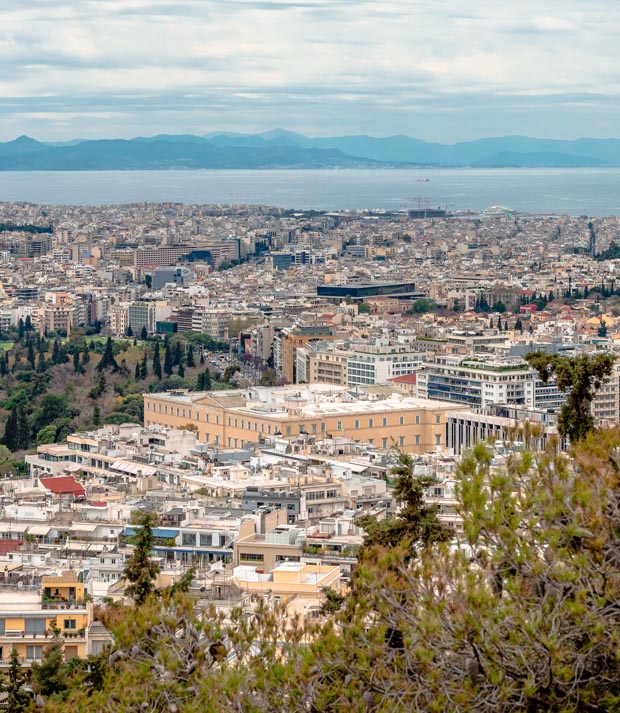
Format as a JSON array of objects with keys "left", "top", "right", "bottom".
[{"left": 2, "top": 1, "right": 619, "bottom": 143}]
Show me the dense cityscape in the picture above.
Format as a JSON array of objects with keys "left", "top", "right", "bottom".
[{"left": 0, "top": 198, "right": 619, "bottom": 708}]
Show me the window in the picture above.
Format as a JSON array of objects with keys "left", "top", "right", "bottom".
[
  {"left": 26, "top": 645, "right": 43, "bottom": 661},
  {"left": 354, "top": 420, "right": 360, "bottom": 429},
  {"left": 435, "top": 434, "right": 441, "bottom": 445},
  {"left": 382, "top": 417, "right": 387, "bottom": 427},
  {"left": 368, "top": 418, "right": 373, "bottom": 428},
  {"left": 25, "top": 619, "right": 46, "bottom": 635},
  {"left": 182, "top": 533, "right": 196, "bottom": 546},
  {"left": 337, "top": 421, "right": 342, "bottom": 431},
  {"left": 239, "top": 553, "right": 264, "bottom": 562},
  {"left": 415, "top": 435, "right": 421, "bottom": 445},
  {"left": 399, "top": 436, "right": 405, "bottom": 446},
  {"left": 382, "top": 438, "right": 388, "bottom": 448},
  {"left": 399, "top": 416, "right": 405, "bottom": 425},
  {"left": 415, "top": 415, "right": 420, "bottom": 425},
  {"left": 436, "top": 414, "right": 442, "bottom": 424},
  {"left": 64, "top": 619, "right": 77, "bottom": 630}
]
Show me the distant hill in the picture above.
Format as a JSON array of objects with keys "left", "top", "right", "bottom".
[{"left": 0, "top": 131, "right": 617, "bottom": 169}]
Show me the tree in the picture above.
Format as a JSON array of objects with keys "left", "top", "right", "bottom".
[
  {"left": 358, "top": 302, "right": 371, "bottom": 314},
  {"left": 178, "top": 362, "right": 185, "bottom": 377},
  {"left": 126, "top": 325, "right": 133, "bottom": 338},
  {"left": 139, "top": 350, "right": 148, "bottom": 380},
  {"left": 27, "top": 340, "right": 36, "bottom": 369},
  {"left": 140, "top": 326, "right": 148, "bottom": 340},
  {"left": 31, "top": 635, "right": 68, "bottom": 698},
  {"left": 515, "top": 317, "right": 523, "bottom": 333},
  {"left": 0, "top": 647, "right": 30, "bottom": 712},
  {"left": 93, "top": 405, "right": 102, "bottom": 427},
  {"left": 525, "top": 351, "right": 615, "bottom": 441},
  {"left": 598, "top": 318, "right": 608, "bottom": 337},
  {"left": 123, "top": 512, "right": 160, "bottom": 606},
  {"left": 152, "top": 341, "right": 162, "bottom": 380},
  {"left": 73, "top": 349, "right": 81, "bottom": 373},
  {"left": 173, "top": 341, "right": 183, "bottom": 367},
  {"left": 187, "top": 343, "right": 195, "bottom": 368},
  {"left": 164, "top": 342, "right": 173, "bottom": 377},
  {"left": 97, "top": 337, "right": 119, "bottom": 372}
]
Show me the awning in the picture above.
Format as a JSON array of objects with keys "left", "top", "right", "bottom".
[
  {"left": 27, "top": 525, "right": 52, "bottom": 537},
  {"left": 70, "top": 523, "right": 99, "bottom": 533},
  {"left": 111, "top": 460, "right": 157, "bottom": 477},
  {"left": 153, "top": 528, "right": 179, "bottom": 539}
]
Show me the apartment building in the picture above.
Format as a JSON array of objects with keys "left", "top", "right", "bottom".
[
  {"left": 0, "top": 572, "right": 108, "bottom": 669},
  {"left": 417, "top": 355, "right": 565, "bottom": 411}
]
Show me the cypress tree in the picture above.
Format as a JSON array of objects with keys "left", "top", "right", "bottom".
[
  {"left": 27, "top": 341, "right": 36, "bottom": 369},
  {"left": 18, "top": 318, "right": 24, "bottom": 341},
  {"left": 178, "top": 362, "right": 185, "bottom": 377},
  {"left": 141, "top": 326, "right": 148, "bottom": 340},
  {"left": 16, "top": 405, "right": 30, "bottom": 450},
  {"left": 82, "top": 345, "right": 90, "bottom": 365},
  {"left": 126, "top": 325, "right": 133, "bottom": 338},
  {"left": 24, "top": 315, "right": 32, "bottom": 332},
  {"left": 73, "top": 350, "right": 80, "bottom": 373},
  {"left": 97, "top": 337, "right": 119, "bottom": 372},
  {"left": 2, "top": 404, "right": 18, "bottom": 451},
  {"left": 52, "top": 339, "right": 60, "bottom": 365},
  {"left": 0, "top": 352, "right": 7, "bottom": 376},
  {"left": 152, "top": 342, "right": 162, "bottom": 380},
  {"left": 93, "top": 405, "right": 101, "bottom": 427},
  {"left": 187, "top": 344, "right": 195, "bottom": 367},
  {"left": 164, "top": 343, "right": 173, "bottom": 376},
  {"left": 203, "top": 368, "right": 212, "bottom": 390},
  {"left": 134, "top": 361, "right": 140, "bottom": 379},
  {"left": 173, "top": 341, "right": 183, "bottom": 367}
]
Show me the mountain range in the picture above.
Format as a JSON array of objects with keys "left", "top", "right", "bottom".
[{"left": 0, "top": 130, "right": 617, "bottom": 170}]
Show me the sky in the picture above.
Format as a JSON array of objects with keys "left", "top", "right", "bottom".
[{"left": 1, "top": 0, "right": 619, "bottom": 142}]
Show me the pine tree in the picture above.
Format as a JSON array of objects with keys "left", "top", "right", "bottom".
[
  {"left": 93, "top": 406, "right": 101, "bottom": 427},
  {"left": 123, "top": 513, "right": 160, "bottom": 606},
  {"left": 0, "top": 647, "right": 30, "bottom": 712},
  {"left": 30, "top": 635, "right": 68, "bottom": 698},
  {"left": 152, "top": 342, "right": 162, "bottom": 380},
  {"left": 164, "top": 343, "right": 173, "bottom": 376}
]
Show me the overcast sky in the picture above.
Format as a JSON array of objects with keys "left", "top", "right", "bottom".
[{"left": 1, "top": 0, "right": 619, "bottom": 141}]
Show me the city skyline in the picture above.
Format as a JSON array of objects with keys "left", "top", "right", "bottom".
[{"left": 2, "top": 0, "right": 619, "bottom": 142}]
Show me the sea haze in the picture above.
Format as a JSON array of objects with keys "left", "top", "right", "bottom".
[{"left": 0, "top": 168, "right": 618, "bottom": 216}]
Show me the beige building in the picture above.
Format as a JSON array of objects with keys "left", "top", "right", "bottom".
[
  {"left": 144, "top": 385, "right": 451, "bottom": 455},
  {"left": 0, "top": 572, "right": 110, "bottom": 668},
  {"left": 232, "top": 561, "right": 343, "bottom": 604}
]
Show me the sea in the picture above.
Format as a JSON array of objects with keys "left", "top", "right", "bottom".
[{"left": 0, "top": 167, "right": 619, "bottom": 216}]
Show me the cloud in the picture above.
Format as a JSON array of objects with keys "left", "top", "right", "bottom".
[{"left": 0, "top": 0, "right": 618, "bottom": 140}]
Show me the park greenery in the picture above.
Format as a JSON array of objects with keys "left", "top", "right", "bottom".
[
  {"left": 3, "top": 424, "right": 619, "bottom": 711},
  {"left": 0, "top": 324, "right": 237, "bottom": 456}
]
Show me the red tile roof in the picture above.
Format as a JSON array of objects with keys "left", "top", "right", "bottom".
[
  {"left": 0, "top": 539, "right": 23, "bottom": 555},
  {"left": 40, "top": 476, "right": 86, "bottom": 498},
  {"left": 389, "top": 374, "right": 417, "bottom": 384}
]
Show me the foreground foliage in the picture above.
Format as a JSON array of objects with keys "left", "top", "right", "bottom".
[{"left": 29, "top": 430, "right": 620, "bottom": 712}]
